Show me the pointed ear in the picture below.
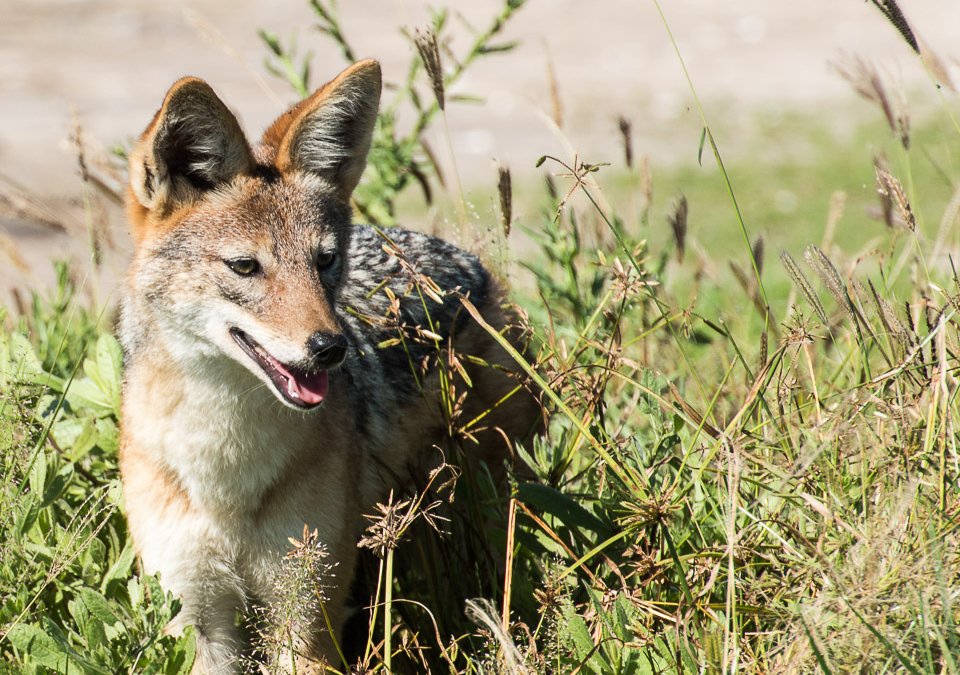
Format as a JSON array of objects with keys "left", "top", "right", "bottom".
[
  {"left": 128, "top": 77, "right": 253, "bottom": 211},
  {"left": 263, "top": 59, "right": 381, "bottom": 202}
]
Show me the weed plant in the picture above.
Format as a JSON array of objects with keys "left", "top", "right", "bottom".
[{"left": 2, "top": 0, "right": 960, "bottom": 673}]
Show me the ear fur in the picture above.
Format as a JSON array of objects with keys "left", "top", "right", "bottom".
[
  {"left": 128, "top": 77, "right": 253, "bottom": 212},
  {"left": 263, "top": 59, "right": 381, "bottom": 202}
]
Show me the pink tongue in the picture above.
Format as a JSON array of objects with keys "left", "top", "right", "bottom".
[{"left": 286, "top": 369, "right": 328, "bottom": 405}]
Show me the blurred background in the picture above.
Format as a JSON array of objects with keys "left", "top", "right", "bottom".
[{"left": 0, "top": 0, "right": 956, "bottom": 300}]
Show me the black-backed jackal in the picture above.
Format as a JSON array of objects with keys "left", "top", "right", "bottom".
[{"left": 119, "top": 60, "right": 540, "bottom": 673}]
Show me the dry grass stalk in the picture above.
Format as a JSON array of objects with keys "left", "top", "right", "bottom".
[
  {"left": 752, "top": 234, "right": 765, "bottom": 279},
  {"left": 465, "top": 598, "right": 531, "bottom": 674},
  {"left": 804, "top": 245, "right": 857, "bottom": 326},
  {"left": 821, "top": 190, "right": 846, "bottom": 252},
  {"left": 0, "top": 230, "right": 30, "bottom": 274},
  {"left": 0, "top": 184, "right": 70, "bottom": 232},
  {"left": 415, "top": 27, "right": 445, "bottom": 111},
  {"left": 729, "top": 261, "right": 752, "bottom": 296},
  {"left": 668, "top": 195, "right": 688, "bottom": 263},
  {"left": 866, "top": 278, "right": 910, "bottom": 347},
  {"left": 638, "top": 155, "right": 653, "bottom": 219},
  {"left": 833, "top": 55, "right": 910, "bottom": 149},
  {"left": 932, "top": 182, "right": 960, "bottom": 260},
  {"left": 919, "top": 42, "right": 956, "bottom": 92},
  {"left": 70, "top": 107, "right": 114, "bottom": 267},
  {"left": 780, "top": 250, "right": 828, "bottom": 325},
  {"left": 618, "top": 116, "right": 633, "bottom": 169},
  {"left": 874, "top": 158, "right": 916, "bottom": 231},
  {"left": 497, "top": 165, "right": 512, "bottom": 237},
  {"left": 867, "top": 0, "right": 919, "bottom": 53},
  {"left": 185, "top": 9, "right": 283, "bottom": 110},
  {"left": 544, "top": 42, "right": 563, "bottom": 130}
]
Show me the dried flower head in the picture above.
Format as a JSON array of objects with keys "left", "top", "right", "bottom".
[
  {"left": 618, "top": 115, "right": 633, "bottom": 169},
  {"left": 833, "top": 55, "right": 910, "bottom": 149},
  {"left": 867, "top": 0, "right": 919, "bottom": 53},
  {"left": 414, "top": 27, "right": 444, "bottom": 111},
  {"left": 497, "top": 165, "right": 512, "bottom": 237},
  {"left": 874, "top": 158, "right": 916, "bottom": 231},
  {"left": 357, "top": 490, "right": 449, "bottom": 558},
  {"left": 611, "top": 257, "right": 647, "bottom": 301},
  {"left": 780, "top": 250, "right": 828, "bottom": 325},
  {"left": 244, "top": 526, "right": 334, "bottom": 672},
  {"left": 804, "top": 245, "right": 857, "bottom": 326},
  {"left": 668, "top": 195, "right": 688, "bottom": 263}
]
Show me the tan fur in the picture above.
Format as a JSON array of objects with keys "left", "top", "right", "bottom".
[{"left": 119, "top": 60, "right": 539, "bottom": 674}]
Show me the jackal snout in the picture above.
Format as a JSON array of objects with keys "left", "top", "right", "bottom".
[{"left": 306, "top": 331, "right": 348, "bottom": 369}]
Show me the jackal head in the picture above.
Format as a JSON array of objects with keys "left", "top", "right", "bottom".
[{"left": 121, "top": 61, "right": 381, "bottom": 410}]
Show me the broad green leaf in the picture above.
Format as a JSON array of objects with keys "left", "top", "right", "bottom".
[
  {"left": 562, "top": 602, "right": 596, "bottom": 662},
  {"left": 40, "top": 465, "right": 72, "bottom": 509},
  {"left": 94, "top": 334, "right": 123, "bottom": 412},
  {"left": 64, "top": 378, "right": 114, "bottom": 416},
  {"left": 80, "top": 587, "right": 122, "bottom": 628},
  {"left": 52, "top": 416, "right": 84, "bottom": 449},
  {"left": 95, "top": 418, "right": 119, "bottom": 455},
  {"left": 66, "top": 416, "right": 99, "bottom": 461},
  {"left": 6, "top": 623, "right": 73, "bottom": 673},
  {"left": 167, "top": 625, "right": 197, "bottom": 675},
  {"left": 101, "top": 540, "right": 136, "bottom": 596},
  {"left": 518, "top": 482, "right": 611, "bottom": 535}
]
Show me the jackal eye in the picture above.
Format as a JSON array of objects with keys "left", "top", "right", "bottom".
[
  {"left": 225, "top": 258, "right": 261, "bottom": 276},
  {"left": 315, "top": 251, "right": 337, "bottom": 271}
]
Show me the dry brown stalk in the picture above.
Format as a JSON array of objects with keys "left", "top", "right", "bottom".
[
  {"left": 668, "top": 195, "right": 688, "bottom": 263},
  {"left": 0, "top": 183, "right": 70, "bottom": 232},
  {"left": 867, "top": 0, "right": 919, "bottom": 53},
  {"left": 0, "top": 230, "right": 30, "bottom": 274},
  {"left": 821, "top": 191, "right": 846, "bottom": 252},
  {"left": 497, "top": 165, "right": 512, "bottom": 237},
  {"left": 874, "top": 158, "right": 916, "bottom": 231},
  {"left": 919, "top": 42, "right": 956, "bottom": 92},
  {"left": 415, "top": 27, "right": 445, "bottom": 111},
  {"left": 833, "top": 55, "right": 910, "bottom": 149},
  {"left": 780, "top": 250, "right": 828, "bottom": 325},
  {"left": 804, "top": 245, "right": 857, "bottom": 326},
  {"left": 752, "top": 234, "right": 765, "bottom": 279},
  {"left": 866, "top": 278, "right": 910, "bottom": 347},
  {"left": 618, "top": 116, "right": 633, "bottom": 169},
  {"left": 544, "top": 42, "right": 563, "bottom": 130}
]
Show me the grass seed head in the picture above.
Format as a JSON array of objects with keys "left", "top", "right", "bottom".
[
  {"left": 617, "top": 115, "right": 633, "bottom": 169},
  {"left": 781, "top": 250, "right": 828, "bottom": 326},
  {"left": 805, "top": 245, "right": 858, "bottom": 326},
  {"left": 415, "top": 27, "right": 445, "bottom": 111},
  {"left": 867, "top": 0, "right": 919, "bottom": 53},
  {"left": 752, "top": 233, "right": 765, "bottom": 279},
  {"left": 874, "top": 157, "right": 916, "bottom": 230},
  {"left": 498, "top": 165, "right": 513, "bottom": 237},
  {"left": 668, "top": 195, "right": 688, "bottom": 263},
  {"left": 833, "top": 55, "right": 910, "bottom": 148}
]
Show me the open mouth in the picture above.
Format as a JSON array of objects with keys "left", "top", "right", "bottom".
[{"left": 229, "top": 328, "right": 328, "bottom": 409}]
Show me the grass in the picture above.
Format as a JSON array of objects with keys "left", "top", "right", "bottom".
[{"left": 2, "top": 0, "right": 960, "bottom": 673}]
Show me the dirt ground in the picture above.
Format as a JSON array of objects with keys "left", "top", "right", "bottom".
[{"left": 1, "top": 0, "right": 957, "bottom": 300}]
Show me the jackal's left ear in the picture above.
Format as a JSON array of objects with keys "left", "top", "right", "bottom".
[
  {"left": 264, "top": 60, "right": 381, "bottom": 203},
  {"left": 129, "top": 77, "right": 253, "bottom": 212}
]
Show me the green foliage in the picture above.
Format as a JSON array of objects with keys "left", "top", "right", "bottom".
[{"left": 0, "top": 273, "right": 194, "bottom": 674}]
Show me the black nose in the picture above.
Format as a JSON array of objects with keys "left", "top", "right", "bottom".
[{"left": 306, "top": 332, "right": 349, "bottom": 368}]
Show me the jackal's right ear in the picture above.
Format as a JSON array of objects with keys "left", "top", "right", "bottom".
[{"left": 128, "top": 77, "right": 253, "bottom": 212}]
